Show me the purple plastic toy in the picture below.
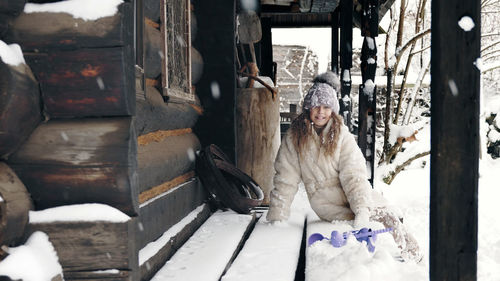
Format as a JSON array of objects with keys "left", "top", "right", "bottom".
[{"left": 308, "top": 227, "right": 393, "bottom": 252}]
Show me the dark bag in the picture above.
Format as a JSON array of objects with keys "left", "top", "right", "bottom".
[{"left": 196, "top": 144, "right": 263, "bottom": 214}]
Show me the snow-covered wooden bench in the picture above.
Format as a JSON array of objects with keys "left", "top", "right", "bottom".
[{"left": 148, "top": 205, "right": 307, "bottom": 280}]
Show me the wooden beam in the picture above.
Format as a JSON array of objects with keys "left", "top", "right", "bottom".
[
  {"left": 4, "top": 2, "right": 133, "bottom": 51},
  {"left": 26, "top": 218, "right": 138, "bottom": 278},
  {"left": 137, "top": 132, "right": 200, "bottom": 194},
  {"left": 138, "top": 171, "right": 195, "bottom": 204},
  {"left": 7, "top": 118, "right": 138, "bottom": 216},
  {"left": 135, "top": 86, "right": 200, "bottom": 136},
  {"left": 139, "top": 203, "right": 211, "bottom": 281},
  {"left": 330, "top": 9, "right": 339, "bottom": 74},
  {"left": 137, "top": 178, "right": 208, "bottom": 250},
  {"left": 24, "top": 46, "right": 135, "bottom": 118},
  {"left": 430, "top": 0, "right": 480, "bottom": 280}
]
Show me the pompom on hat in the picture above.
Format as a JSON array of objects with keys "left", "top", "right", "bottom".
[{"left": 302, "top": 71, "right": 341, "bottom": 114}]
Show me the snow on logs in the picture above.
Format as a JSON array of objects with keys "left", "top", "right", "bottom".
[
  {"left": 7, "top": 117, "right": 138, "bottom": 216},
  {"left": 0, "top": 55, "right": 42, "bottom": 159},
  {"left": 3, "top": 1, "right": 135, "bottom": 119},
  {"left": 4, "top": 1, "right": 133, "bottom": 50},
  {"left": 26, "top": 206, "right": 138, "bottom": 279},
  {"left": 0, "top": 162, "right": 33, "bottom": 246}
]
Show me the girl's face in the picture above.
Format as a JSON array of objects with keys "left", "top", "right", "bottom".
[{"left": 309, "top": 105, "right": 332, "bottom": 127}]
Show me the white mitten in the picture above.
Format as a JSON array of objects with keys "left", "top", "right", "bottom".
[{"left": 354, "top": 208, "right": 370, "bottom": 228}]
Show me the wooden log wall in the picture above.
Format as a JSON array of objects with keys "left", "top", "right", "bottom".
[
  {"left": 135, "top": 1, "right": 210, "bottom": 280},
  {"left": 0, "top": 2, "right": 143, "bottom": 278},
  {"left": 0, "top": 163, "right": 32, "bottom": 246},
  {"left": 8, "top": 118, "right": 138, "bottom": 216}
]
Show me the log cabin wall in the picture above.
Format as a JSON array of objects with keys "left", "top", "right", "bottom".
[
  {"left": 1, "top": 0, "right": 210, "bottom": 280},
  {"left": 134, "top": 0, "right": 210, "bottom": 279}
]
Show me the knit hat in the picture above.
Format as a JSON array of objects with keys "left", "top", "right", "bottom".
[{"left": 302, "top": 71, "right": 341, "bottom": 114}]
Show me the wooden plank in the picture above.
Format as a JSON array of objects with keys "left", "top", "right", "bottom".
[
  {"left": 139, "top": 171, "right": 195, "bottom": 204},
  {"left": 63, "top": 269, "right": 133, "bottom": 281},
  {"left": 150, "top": 211, "right": 256, "bottom": 281},
  {"left": 4, "top": 2, "right": 133, "bottom": 51},
  {"left": 221, "top": 211, "right": 306, "bottom": 281},
  {"left": 135, "top": 86, "right": 200, "bottom": 136},
  {"left": 138, "top": 178, "right": 208, "bottom": 251},
  {"left": 235, "top": 88, "right": 280, "bottom": 204},
  {"left": 137, "top": 132, "right": 199, "bottom": 194},
  {"left": 0, "top": 162, "right": 33, "bottom": 246},
  {"left": 7, "top": 118, "right": 138, "bottom": 216},
  {"left": 430, "top": 0, "right": 480, "bottom": 280},
  {"left": 24, "top": 46, "right": 135, "bottom": 118},
  {"left": 26, "top": 218, "right": 138, "bottom": 274},
  {"left": 0, "top": 61, "right": 42, "bottom": 158},
  {"left": 139, "top": 204, "right": 212, "bottom": 281}
]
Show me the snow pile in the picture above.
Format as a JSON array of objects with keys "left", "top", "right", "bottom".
[
  {"left": 0, "top": 232, "right": 63, "bottom": 281},
  {"left": 24, "top": 0, "right": 123, "bottom": 21},
  {"left": 307, "top": 231, "right": 425, "bottom": 281},
  {"left": 388, "top": 123, "right": 417, "bottom": 145},
  {"left": 29, "top": 203, "right": 130, "bottom": 223},
  {"left": 0, "top": 40, "right": 25, "bottom": 66}
]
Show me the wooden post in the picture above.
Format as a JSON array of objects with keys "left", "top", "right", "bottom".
[
  {"left": 358, "top": 0, "right": 378, "bottom": 185},
  {"left": 331, "top": 8, "right": 339, "bottom": 74},
  {"left": 192, "top": 0, "right": 237, "bottom": 161},
  {"left": 339, "top": 0, "right": 353, "bottom": 132},
  {"left": 430, "top": 0, "right": 480, "bottom": 280},
  {"left": 260, "top": 17, "right": 274, "bottom": 81}
]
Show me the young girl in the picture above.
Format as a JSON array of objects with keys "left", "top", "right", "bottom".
[{"left": 266, "top": 72, "right": 421, "bottom": 262}]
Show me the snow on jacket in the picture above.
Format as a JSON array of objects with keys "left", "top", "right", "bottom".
[{"left": 267, "top": 118, "right": 385, "bottom": 222}]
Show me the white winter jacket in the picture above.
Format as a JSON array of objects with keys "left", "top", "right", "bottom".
[{"left": 267, "top": 118, "right": 384, "bottom": 222}]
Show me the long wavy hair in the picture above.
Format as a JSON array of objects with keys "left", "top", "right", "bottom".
[{"left": 290, "top": 111, "right": 343, "bottom": 156}]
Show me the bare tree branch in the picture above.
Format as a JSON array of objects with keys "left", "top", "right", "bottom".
[
  {"left": 482, "top": 39, "right": 500, "bottom": 52},
  {"left": 383, "top": 151, "right": 431, "bottom": 184},
  {"left": 410, "top": 45, "right": 431, "bottom": 56}
]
